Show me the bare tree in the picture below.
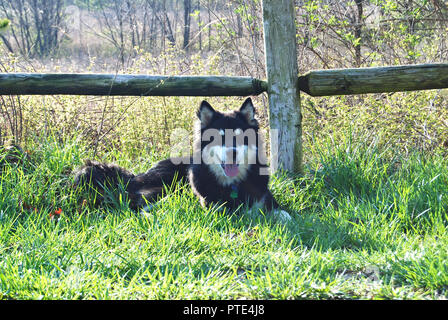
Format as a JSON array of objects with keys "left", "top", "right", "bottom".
[
  {"left": 183, "top": 0, "right": 192, "bottom": 49},
  {"left": 147, "top": 0, "right": 176, "bottom": 46},
  {"left": 354, "top": 0, "right": 363, "bottom": 67},
  {"left": 0, "top": 0, "right": 65, "bottom": 57},
  {"left": 89, "top": 0, "right": 155, "bottom": 66}
]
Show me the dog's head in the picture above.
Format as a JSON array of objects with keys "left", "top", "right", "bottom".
[{"left": 196, "top": 98, "right": 262, "bottom": 185}]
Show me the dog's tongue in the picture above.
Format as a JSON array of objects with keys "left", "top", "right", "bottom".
[{"left": 223, "top": 164, "right": 239, "bottom": 177}]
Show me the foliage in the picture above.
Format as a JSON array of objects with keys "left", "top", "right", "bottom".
[
  {"left": 0, "top": 18, "right": 8, "bottom": 31},
  {"left": 0, "top": 0, "right": 447, "bottom": 300}
]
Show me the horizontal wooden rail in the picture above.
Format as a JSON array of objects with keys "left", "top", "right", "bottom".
[
  {"left": 298, "top": 63, "right": 448, "bottom": 96},
  {"left": 0, "top": 73, "right": 267, "bottom": 96},
  {"left": 1, "top": 64, "right": 448, "bottom": 97}
]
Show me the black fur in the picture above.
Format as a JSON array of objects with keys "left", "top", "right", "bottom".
[{"left": 73, "top": 98, "right": 282, "bottom": 214}]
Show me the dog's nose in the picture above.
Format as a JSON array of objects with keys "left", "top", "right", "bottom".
[{"left": 225, "top": 147, "right": 237, "bottom": 164}]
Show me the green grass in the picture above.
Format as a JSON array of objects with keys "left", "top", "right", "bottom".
[{"left": 0, "top": 131, "right": 447, "bottom": 300}]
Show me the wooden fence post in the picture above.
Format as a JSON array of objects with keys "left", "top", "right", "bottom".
[{"left": 262, "top": 0, "right": 302, "bottom": 173}]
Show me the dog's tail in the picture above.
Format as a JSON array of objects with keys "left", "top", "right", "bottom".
[
  {"left": 72, "top": 160, "right": 135, "bottom": 207},
  {"left": 72, "top": 157, "right": 191, "bottom": 209}
]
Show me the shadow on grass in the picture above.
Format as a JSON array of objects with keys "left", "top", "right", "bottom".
[{"left": 270, "top": 147, "right": 448, "bottom": 252}]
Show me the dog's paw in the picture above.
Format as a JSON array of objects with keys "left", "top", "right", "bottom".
[
  {"left": 139, "top": 204, "right": 155, "bottom": 218},
  {"left": 273, "top": 209, "right": 292, "bottom": 224},
  {"left": 141, "top": 204, "right": 154, "bottom": 212}
]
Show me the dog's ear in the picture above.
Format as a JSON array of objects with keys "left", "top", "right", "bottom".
[
  {"left": 197, "top": 100, "right": 216, "bottom": 128},
  {"left": 239, "top": 98, "right": 257, "bottom": 126}
]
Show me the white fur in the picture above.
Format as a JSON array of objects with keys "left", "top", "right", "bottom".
[
  {"left": 248, "top": 202, "right": 293, "bottom": 225},
  {"left": 141, "top": 204, "right": 154, "bottom": 212},
  {"left": 202, "top": 142, "right": 258, "bottom": 186},
  {"left": 273, "top": 209, "right": 292, "bottom": 224}
]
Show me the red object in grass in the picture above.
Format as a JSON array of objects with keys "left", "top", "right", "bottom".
[{"left": 49, "top": 208, "right": 62, "bottom": 219}]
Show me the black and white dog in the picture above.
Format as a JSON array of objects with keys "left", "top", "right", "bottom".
[{"left": 73, "top": 98, "right": 292, "bottom": 223}]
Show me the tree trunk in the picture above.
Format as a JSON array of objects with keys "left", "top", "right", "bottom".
[
  {"left": 354, "top": 0, "right": 363, "bottom": 67},
  {"left": 183, "top": 0, "right": 192, "bottom": 49},
  {"left": 197, "top": 0, "right": 202, "bottom": 50}
]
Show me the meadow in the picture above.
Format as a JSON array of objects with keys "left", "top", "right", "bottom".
[
  {"left": 1, "top": 0, "right": 448, "bottom": 300},
  {"left": 0, "top": 82, "right": 447, "bottom": 299}
]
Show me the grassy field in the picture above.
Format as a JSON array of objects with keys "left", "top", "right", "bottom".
[
  {"left": 0, "top": 127, "right": 447, "bottom": 300},
  {"left": 1, "top": 0, "right": 448, "bottom": 301}
]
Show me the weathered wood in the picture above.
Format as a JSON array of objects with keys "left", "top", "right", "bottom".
[
  {"left": 0, "top": 73, "right": 267, "bottom": 96},
  {"left": 298, "top": 63, "right": 448, "bottom": 96},
  {"left": 2, "top": 64, "right": 448, "bottom": 98},
  {"left": 262, "top": 0, "right": 302, "bottom": 173}
]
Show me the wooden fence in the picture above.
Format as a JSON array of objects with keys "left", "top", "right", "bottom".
[
  {"left": 2, "top": 64, "right": 447, "bottom": 97},
  {"left": 1, "top": 0, "right": 448, "bottom": 173}
]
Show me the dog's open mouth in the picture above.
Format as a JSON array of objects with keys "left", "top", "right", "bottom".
[{"left": 221, "top": 163, "right": 239, "bottom": 177}]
